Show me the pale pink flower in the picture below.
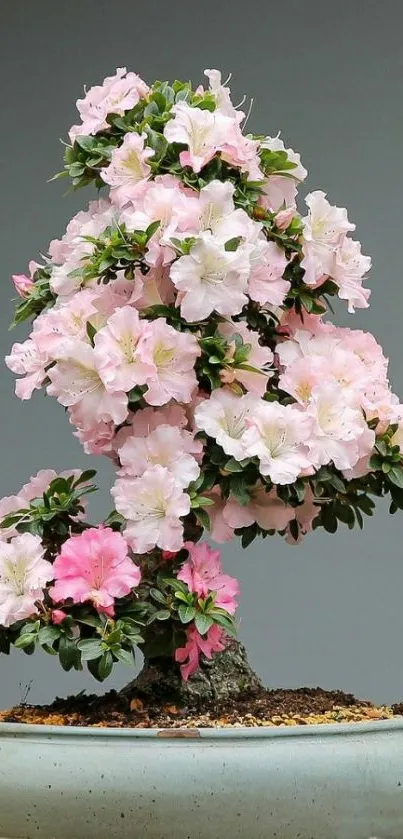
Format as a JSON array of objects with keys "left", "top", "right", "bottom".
[
  {"left": 274, "top": 208, "right": 296, "bottom": 231},
  {"left": 170, "top": 231, "right": 251, "bottom": 321},
  {"left": 164, "top": 101, "right": 228, "bottom": 173},
  {"left": 243, "top": 402, "right": 314, "bottom": 484},
  {"left": 217, "top": 319, "right": 273, "bottom": 396},
  {"left": 5, "top": 338, "right": 47, "bottom": 400},
  {"left": 33, "top": 290, "right": 98, "bottom": 356},
  {"left": 248, "top": 239, "right": 289, "bottom": 306},
  {"left": 69, "top": 67, "right": 149, "bottom": 143},
  {"left": 139, "top": 319, "right": 200, "bottom": 406},
  {"left": 204, "top": 487, "right": 235, "bottom": 543},
  {"left": 50, "top": 526, "right": 141, "bottom": 611},
  {"left": 331, "top": 237, "right": 371, "bottom": 313},
  {"left": 93, "top": 306, "right": 154, "bottom": 393},
  {"left": 101, "top": 132, "right": 154, "bottom": 206},
  {"left": 204, "top": 69, "right": 240, "bottom": 118},
  {"left": 118, "top": 423, "right": 201, "bottom": 489},
  {"left": 259, "top": 136, "right": 307, "bottom": 211},
  {"left": 278, "top": 356, "right": 326, "bottom": 405},
  {"left": 178, "top": 541, "right": 239, "bottom": 613},
  {"left": 123, "top": 175, "right": 200, "bottom": 266},
  {"left": 224, "top": 485, "right": 295, "bottom": 533},
  {"left": 301, "top": 191, "right": 355, "bottom": 286},
  {"left": 48, "top": 199, "right": 113, "bottom": 266},
  {"left": 198, "top": 180, "right": 236, "bottom": 231},
  {"left": 223, "top": 133, "right": 263, "bottom": 182},
  {"left": 194, "top": 390, "right": 258, "bottom": 461},
  {"left": 72, "top": 416, "right": 116, "bottom": 457},
  {"left": 285, "top": 486, "right": 319, "bottom": 544},
  {"left": 306, "top": 382, "right": 374, "bottom": 471},
  {"left": 47, "top": 340, "right": 128, "bottom": 425},
  {"left": 134, "top": 265, "right": 175, "bottom": 309},
  {"left": 111, "top": 465, "right": 191, "bottom": 553},
  {"left": 12, "top": 273, "right": 34, "bottom": 298},
  {"left": 175, "top": 624, "right": 226, "bottom": 680},
  {"left": 0, "top": 533, "right": 53, "bottom": 628}
]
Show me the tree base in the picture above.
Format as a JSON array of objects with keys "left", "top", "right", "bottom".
[{"left": 120, "top": 638, "right": 263, "bottom": 709}]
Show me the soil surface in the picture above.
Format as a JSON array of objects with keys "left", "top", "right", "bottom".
[{"left": 0, "top": 686, "right": 400, "bottom": 728}]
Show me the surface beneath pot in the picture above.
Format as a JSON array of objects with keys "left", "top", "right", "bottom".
[{"left": 0, "top": 685, "right": 399, "bottom": 729}]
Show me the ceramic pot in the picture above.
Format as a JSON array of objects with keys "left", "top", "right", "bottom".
[{"left": 0, "top": 718, "right": 402, "bottom": 839}]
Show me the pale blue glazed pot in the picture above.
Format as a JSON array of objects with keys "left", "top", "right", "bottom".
[{"left": 0, "top": 719, "right": 403, "bottom": 839}]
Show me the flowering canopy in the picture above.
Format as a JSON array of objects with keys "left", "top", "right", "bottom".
[{"left": 1, "top": 67, "right": 402, "bottom": 681}]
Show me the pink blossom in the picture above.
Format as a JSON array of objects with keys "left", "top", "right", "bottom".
[
  {"left": 194, "top": 390, "right": 258, "bottom": 461},
  {"left": 69, "top": 68, "right": 149, "bottom": 143},
  {"left": 274, "top": 208, "right": 296, "bottom": 231},
  {"left": 248, "top": 239, "right": 289, "bottom": 307},
  {"left": 331, "top": 237, "right": 371, "bottom": 313},
  {"left": 111, "top": 465, "right": 191, "bottom": 554},
  {"left": 33, "top": 290, "right": 98, "bottom": 356},
  {"left": 170, "top": 231, "right": 251, "bottom": 321},
  {"left": 139, "top": 319, "right": 200, "bottom": 406},
  {"left": 101, "top": 132, "right": 154, "bottom": 206},
  {"left": 134, "top": 265, "right": 175, "bottom": 309},
  {"left": 259, "top": 136, "right": 307, "bottom": 211},
  {"left": 178, "top": 541, "right": 239, "bottom": 613},
  {"left": 224, "top": 485, "right": 295, "bottom": 533},
  {"left": 306, "top": 382, "right": 374, "bottom": 471},
  {"left": 219, "top": 121, "right": 263, "bottom": 182},
  {"left": 48, "top": 199, "right": 112, "bottom": 266},
  {"left": 301, "top": 191, "right": 355, "bottom": 286},
  {"left": 73, "top": 416, "right": 116, "bottom": 457},
  {"left": 204, "top": 69, "right": 240, "bottom": 119},
  {"left": 217, "top": 319, "right": 273, "bottom": 396},
  {"left": 164, "top": 101, "right": 228, "bottom": 173},
  {"left": 204, "top": 487, "right": 235, "bottom": 543},
  {"left": 51, "top": 609, "right": 68, "bottom": 625},
  {"left": 50, "top": 526, "right": 141, "bottom": 611},
  {"left": 5, "top": 338, "right": 47, "bottom": 400},
  {"left": 47, "top": 340, "right": 128, "bottom": 425},
  {"left": 243, "top": 401, "right": 314, "bottom": 484},
  {"left": 123, "top": 175, "right": 199, "bottom": 266},
  {"left": 175, "top": 624, "right": 226, "bottom": 680},
  {"left": 0, "top": 533, "right": 53, "bottom": 628},
  {"left": 12, "top": 273, "right": 34, "bottom": 298},
  {"left": 118, "top": 423, "right": 201, "bottom": 489},
  {"left": 94, "top": 306, "right": 154, "bottom": 393}
]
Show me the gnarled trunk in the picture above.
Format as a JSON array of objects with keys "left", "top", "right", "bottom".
[{"left": 120, "top": 637, "right": 263, "bottom": 709}]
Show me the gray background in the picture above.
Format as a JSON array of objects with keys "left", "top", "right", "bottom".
[{"left": 1, "top": 0, "right": 402, "bottom": 709}]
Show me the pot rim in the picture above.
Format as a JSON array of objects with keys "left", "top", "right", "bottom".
[{"left": 0, "top": 716, "right": 402, "bottom": 740}]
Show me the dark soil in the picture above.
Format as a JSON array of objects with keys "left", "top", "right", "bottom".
[{"left": 0, "top": 686, "right": 397, "bottom": 728}]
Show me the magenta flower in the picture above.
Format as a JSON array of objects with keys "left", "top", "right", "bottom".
[
  {"left": 50, "top": 526, "right": 141, "bottom": 611},
  {"left": 177, "top": 541, "right": 239, "bottom": 614}
]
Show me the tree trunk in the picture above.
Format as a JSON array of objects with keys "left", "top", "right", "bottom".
[{"left": 120, "top": 637, "right": 263, "bottom": 709}]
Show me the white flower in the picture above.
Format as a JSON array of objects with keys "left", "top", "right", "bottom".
[
  {"left": 301, "top": 191, "right": 355, "bottom": 286},
  {"left": 194, "top": 390, "right": 258, "bottom": 461},
  {"left": 0, "top": 533, "right": 53, "bottom": 628},
  {"left": 170, "top": 230, "right": 252, "bottom": 321},
  {"left": 243, "top": 401, "right": 314, "bottom": 484},
  {"left": 111, "top": 465, "right": 190, "bottom": 553}
]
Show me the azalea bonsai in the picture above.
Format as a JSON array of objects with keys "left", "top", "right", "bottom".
[{"left": 1, "top": 67, "right": 402, "bottom": 709}]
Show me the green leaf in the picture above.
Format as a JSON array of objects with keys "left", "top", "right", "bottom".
[
  {"left": 152, "top": 609, "right": 171, "bottom": 622},
  {"left": 77, "top": 639, "right": 104, "bottom": 661},
  {"left": 195, "top": 508, "right": 211, "bottom": 530},
  {"left": 98, "top": 651, "right": 114, "bottom": 681},
  {"left": 14, "top": 633, "right": 37, "bottom": 649},
  {"left": 194, "top": 613, "right": 214, "bottom": 636},
  {"left": 58, "top": 635, "right": 80, "bottom": 671},
  {"left": 224, "top": 236, "right": 242, "bottom": 252},
  {"left": 150, "top": 588, "right": 167, "bottom": 605},
  {"left": 387, "top": 466, "right": 403, "bottom": 488},
  {"left": 38, "top": 626, "right": 60, "bottom": 646},
  {"left": 113, "top": 648, "right": 135, "bottom": 667},
  {"left": 178, "top": 605, "right": 196, "bottom": 624},
  {"left": 223, "top": 458, "right": 244, "bottom": 473}
]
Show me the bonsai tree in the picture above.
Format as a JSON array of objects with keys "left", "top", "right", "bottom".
[{"left": 1, "top": 67, "right": 402, "bottom": 707}]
